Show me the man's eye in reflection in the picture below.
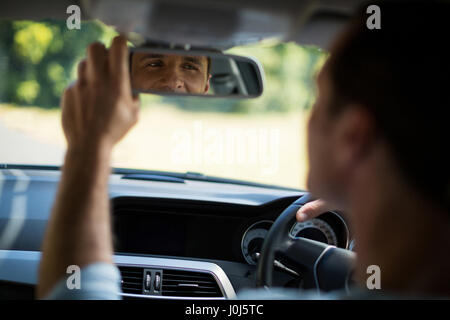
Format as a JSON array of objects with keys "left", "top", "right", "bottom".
[
  {"left": 145, "top": 61, "right": 163, "bottom": 68},
  {"left": 182, "top": 64, "right": 199, "bottom": 71}
]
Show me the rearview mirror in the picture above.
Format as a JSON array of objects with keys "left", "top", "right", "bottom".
[{"left": 129, "top": 47, "right": 264, "bottom": 98}]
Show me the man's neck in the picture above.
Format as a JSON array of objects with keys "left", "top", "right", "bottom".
[{"left": 348, "top": 155, "right": 450, "bottom": 297}]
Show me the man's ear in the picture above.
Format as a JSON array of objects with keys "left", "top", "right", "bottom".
[
  {"left": 332, "top": 105, "right": 377, "bottom": 172},
  {"left": 204, "top": 74, "right": 211, "bottom": 93}
]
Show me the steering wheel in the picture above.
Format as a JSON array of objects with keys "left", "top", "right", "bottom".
[{"left": 256, "top": 194, "right": 355, "bottom": 292}]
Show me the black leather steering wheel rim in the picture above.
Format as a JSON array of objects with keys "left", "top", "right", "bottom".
[{"left": 256, "top": 193, "right": 355, "bottom": 292}]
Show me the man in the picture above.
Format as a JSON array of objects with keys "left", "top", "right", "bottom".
[
  {"left": 299, "top": 0, "right": 450, "bottom": 297},
  {"left": 237, "top": 0, "right": 450, "bottom": 299},
  {"left": 37, "top": 1, "right": 450, "bottom": 299},
  {"left": 130, "top": 52, "right": 211, "bottom": 94}
]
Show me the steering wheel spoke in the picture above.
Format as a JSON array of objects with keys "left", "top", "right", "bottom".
[{"left": 277, "top": 237, "right": 330, "bottom": 271}]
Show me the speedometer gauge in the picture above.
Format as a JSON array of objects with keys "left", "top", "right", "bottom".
[
  {"left": 241, "top": 220, "right": 273, "bottom": 265},
  {"left": 289, "top": 218, "right": 338, "bottom": 246}
]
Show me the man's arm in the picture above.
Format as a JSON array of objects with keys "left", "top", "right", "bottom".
[{"left": 36, "top": 36, "right": 139, "bottom": 299}]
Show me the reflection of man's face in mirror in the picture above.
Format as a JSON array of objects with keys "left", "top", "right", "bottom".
[{"left": 131, "top": 52, "right": 211, "bottom": 94}]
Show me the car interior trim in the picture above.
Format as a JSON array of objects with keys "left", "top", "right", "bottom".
[{"left": 0, "top": 250, "right": 237, "bottom": 299}]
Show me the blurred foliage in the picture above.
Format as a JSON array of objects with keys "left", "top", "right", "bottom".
[
  {"left": 0, "top": 19, "right": 116, "bottom": 108},
  {"left": 0, "top": 20, "right": 326, "bottom": 112},
  {"left": 229, "top": 42, "right": 326, "bottom": 112}
]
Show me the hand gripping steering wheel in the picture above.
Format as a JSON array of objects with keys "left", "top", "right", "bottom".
[{"left": 256, "top": 194, "right": 355, "bottom": 292}]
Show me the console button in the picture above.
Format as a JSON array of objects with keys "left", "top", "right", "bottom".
[
  {"left": 144, "top": 272, "right": 151, "bottom": 291},
  {"left": 154, "top": 272, "right": 161, "bottom": 291}
]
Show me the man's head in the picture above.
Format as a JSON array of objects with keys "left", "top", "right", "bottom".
[
  {"left": 307, "top": 1, "right": 450, "bottom": 213},
  {"left": 130, "top": 52, "right": 211, "bottom": 94}
]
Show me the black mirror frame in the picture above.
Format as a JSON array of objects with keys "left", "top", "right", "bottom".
[{"left": 129, "top": 46, "right": 265, "bottom": 99}]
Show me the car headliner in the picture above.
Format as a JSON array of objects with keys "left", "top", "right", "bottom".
[{"left": 0, "top": 0, "right": 366, "bottom": 50}]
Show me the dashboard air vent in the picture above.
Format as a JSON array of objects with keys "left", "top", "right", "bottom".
[
  {"left": 119, "top": 266, "right": 143, "bottom": 294},
  {"left": 118, "top": 266, "right": 223, "bottom": 298},
  {"left": 162, "top": 269, "right": 222, "bottom": 298},
  {"left": 162, "top": 270, "right": 223, "bottom": 297}
]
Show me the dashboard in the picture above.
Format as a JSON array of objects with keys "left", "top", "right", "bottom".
[
  {"left": 113, "top": 196, "right": 350, "bottom": 266},
  {"left": 0, "top": 167, "right": 351, "bottom": 300}
]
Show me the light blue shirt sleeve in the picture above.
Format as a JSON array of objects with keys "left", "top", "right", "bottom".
[{"left": 44, "top": 263, "right": 122, "bottom": 300}]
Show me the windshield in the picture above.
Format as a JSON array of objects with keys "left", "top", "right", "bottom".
[{"left": 0, "top": 20, "right": 326, "bottom": 190}]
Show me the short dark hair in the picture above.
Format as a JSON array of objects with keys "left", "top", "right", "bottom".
[{"left": 326, "top": 1, "right": 450, "bottom": 211}]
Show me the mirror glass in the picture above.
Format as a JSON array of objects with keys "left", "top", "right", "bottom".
[{"left": 129, "top": 48, "right": 264, "bottom": 98}]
